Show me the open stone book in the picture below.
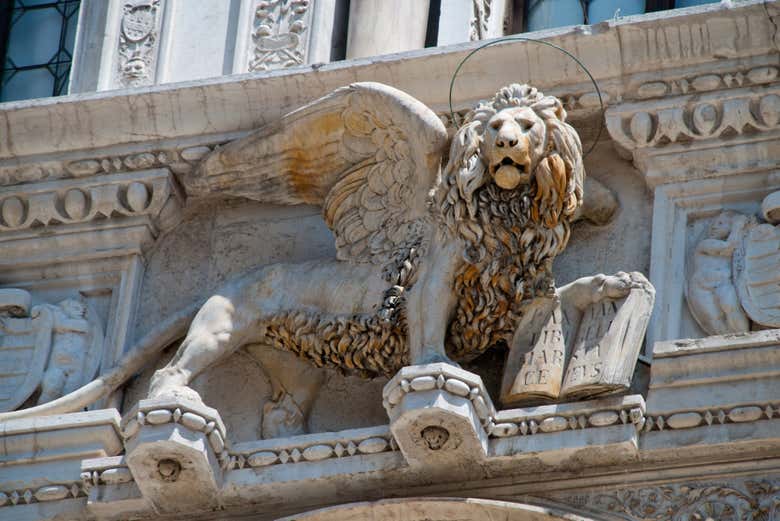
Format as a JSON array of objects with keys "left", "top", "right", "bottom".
[{"left": 501, "top": 280, "right": 655, "bottom": 406}]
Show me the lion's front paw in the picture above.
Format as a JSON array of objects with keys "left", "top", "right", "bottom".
[{"left": 590, "top": 271, "right": 634, "bottom": 302}]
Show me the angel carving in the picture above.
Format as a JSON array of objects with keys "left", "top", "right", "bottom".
[{"left": 1, "top": 82, "right": 638, "bottom": 421}]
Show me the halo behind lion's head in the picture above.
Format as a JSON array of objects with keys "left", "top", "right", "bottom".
[{"left": 439, "top": 84, "right": 584, "bottom": 230}]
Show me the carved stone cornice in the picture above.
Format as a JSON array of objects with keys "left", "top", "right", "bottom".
[
  {"left": 0, "top": 168, "right": 183, "bottom": 269},
  {"left": 606, "top": 84, "right": 780, "bottom": 188}
]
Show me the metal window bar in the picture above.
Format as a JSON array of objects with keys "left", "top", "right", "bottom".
[{"left": 0, "top": 0, "right": 81, "bottom": 101}]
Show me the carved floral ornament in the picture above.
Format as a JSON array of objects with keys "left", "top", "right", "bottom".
[
  {"left": 556, "top": 478, "right": 780, "bottom": 521},
  {"left": 250, "top": 0, "right": 312, "bottom": 71}
]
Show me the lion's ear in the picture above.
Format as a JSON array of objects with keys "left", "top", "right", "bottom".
[{"left": 446, "top": 121, "right": 487, "bottom": 219}]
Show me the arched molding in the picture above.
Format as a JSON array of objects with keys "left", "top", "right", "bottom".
[{"left": 279, "top": 497, "right": 616, "bottom": 521}]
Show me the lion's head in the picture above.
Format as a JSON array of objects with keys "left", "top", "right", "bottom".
[
  {"left": 435, "top": 84, "right": 586, "bottom": 359},
  {"left": 440, "top": 84, "right": 584, "bottom": 228}
]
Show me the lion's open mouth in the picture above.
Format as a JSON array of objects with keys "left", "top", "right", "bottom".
[{"left": 492, "top": 157, "right": 531, "bottom": 190}]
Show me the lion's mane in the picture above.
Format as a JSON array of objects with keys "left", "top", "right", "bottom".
[{"left": 433, "top": 84, "right": 585, "bottom": 360}]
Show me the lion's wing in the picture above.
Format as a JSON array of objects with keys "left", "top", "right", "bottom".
[{"left": 184, "top": 82, "right": 448, "bottom": 263}]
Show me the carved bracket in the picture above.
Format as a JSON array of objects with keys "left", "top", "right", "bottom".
[{"left": 123, "top": 397, "right": 228, "bottom": 514}]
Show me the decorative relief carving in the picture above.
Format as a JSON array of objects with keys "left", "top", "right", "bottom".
[
  {"left": 231, "top": 427, "right": 397, "bottom": 470},
  {"left": 0, "top": 289, "right": 104, "bottom": 412},
  {"left": 554, "top": 477, "right": 780, "bottom": 521},
  {"left": 686, "top": 191, "right": 780, "bottom": 335},
  {"left": 490, "top": 396, "right": 646, "bottom": 438},
  {"left": 124, "top": 404, "right": 231, "bottom": 469},
  {"left": 607, "top": 87, "right": 780, "bottom": 150},
  {"left": 81, "top": 458, "right": 134, "bottom": 492},
  {"left": 470, "top": 0, "right": 492, "bottom": 41},
  {"left": 0, "top": 145, "right": 217, "bottom": 189},
  {"left": 116, "top": 0, "right": 164, "bottom": 88},
  {"left": 0, "top": 170, "right": 181, "bottom": 233},
  {"left": 250, "top": 0, "right": 312, "bottom": 71}
]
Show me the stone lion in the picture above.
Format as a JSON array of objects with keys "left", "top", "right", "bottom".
[{"left": 0, "top": 82, "right": 629, "bottom": 420}]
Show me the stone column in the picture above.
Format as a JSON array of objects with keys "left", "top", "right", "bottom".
[{"left": 346, "top": 0, "right": 430, "bottom": 59}]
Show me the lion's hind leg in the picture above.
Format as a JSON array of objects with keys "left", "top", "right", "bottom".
[{"left": 149, "top": 293, "right": 255, "bottom": 401}]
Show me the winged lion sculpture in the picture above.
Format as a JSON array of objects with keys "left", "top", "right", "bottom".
[{"left": 0, "top": 82, "right": 635, "bottom": 420}]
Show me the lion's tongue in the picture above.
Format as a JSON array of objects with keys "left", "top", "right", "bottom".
[{"left": 495, "top": 164, "right": 523, "bottom": 189}]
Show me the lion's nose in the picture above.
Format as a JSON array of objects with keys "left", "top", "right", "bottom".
[{"left": 496, "top": 127, "right": 519, "bottom": 148}]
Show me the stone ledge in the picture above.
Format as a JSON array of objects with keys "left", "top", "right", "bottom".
[{"left": 648, "top": 329, "right": 780, "bottom": 415}]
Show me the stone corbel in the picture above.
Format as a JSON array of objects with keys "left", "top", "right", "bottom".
[{"left": 605, "top": 82, "right": 780, "bottom": 351}]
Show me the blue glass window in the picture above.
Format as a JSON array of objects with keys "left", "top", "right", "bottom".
[
  {"left": 0, "top": 0, "right": 81, "bottom": 103},
  {"left": 525, "top": 0, "right": 718, "bottom": 32}
]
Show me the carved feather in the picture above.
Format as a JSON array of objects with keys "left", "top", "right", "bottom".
[{"left": 186, "top": 82, "right": 448, "bottom": 264}]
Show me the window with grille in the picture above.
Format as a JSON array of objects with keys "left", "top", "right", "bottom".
[{"left": 0, "top": 0, "right": 81, "bottom": 103}]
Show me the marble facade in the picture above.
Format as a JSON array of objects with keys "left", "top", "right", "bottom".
[{"left": 1, "top": 1, "right": 779, "bottom": 520}]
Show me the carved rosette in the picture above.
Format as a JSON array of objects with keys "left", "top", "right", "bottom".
[
  {"left": 250, "top": 0, "right": 312, "bottom": 72},
  {"left": 116, "top": 0, "right": 164, "bottom": 88}
]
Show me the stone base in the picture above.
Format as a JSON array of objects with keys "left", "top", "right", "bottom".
[
  {"left": 122, "top": 397, "right": 228, "bottom": 514},
  {"left": 383, "top": 363, "right": 494, "bottom": 467}
]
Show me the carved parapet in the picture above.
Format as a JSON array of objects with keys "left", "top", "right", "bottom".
[
  {"left": 122, "top": 397, "right": 228, "bottom": 514},
  {"left": 383, "top": 363, "right": 494, "bottom": 467}
]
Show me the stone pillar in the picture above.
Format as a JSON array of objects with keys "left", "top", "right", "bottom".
[{"left": 346, "top": 0, "right": 430, "bottom": 59}]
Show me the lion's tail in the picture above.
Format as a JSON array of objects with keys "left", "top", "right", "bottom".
[{"left": 0, "top": 301, "right": 203, "bottom": 422}]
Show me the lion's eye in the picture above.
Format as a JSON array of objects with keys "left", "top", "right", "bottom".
[
  {"left": 490, "top": 120, "right": 502, "bottom": 131},
  {"left": 515, "top": 117, "right": 534, "bottom": 131}
]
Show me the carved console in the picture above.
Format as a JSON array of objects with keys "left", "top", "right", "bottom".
[
  {"left": 383, "top": 364, "right": 494, "bottom": 467},
  {"left": 122, "top": 397, "right": 228, "bottom": 514}
]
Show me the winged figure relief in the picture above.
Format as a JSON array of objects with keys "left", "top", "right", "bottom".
[
  {"left": 686, "top": 197, "right": 780, "bottom": 336},
  {"left": 0, "top": 82, "right": 636, "bottom": 421}
]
